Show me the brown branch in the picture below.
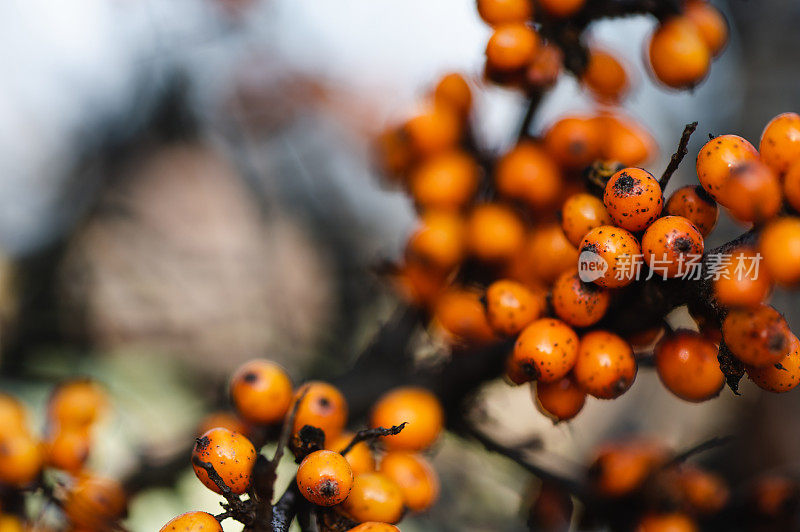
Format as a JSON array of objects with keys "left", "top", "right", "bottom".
[
  {"left": 659, "top": 122, "right": 698, "bottom": 190},
  {"left": 666, "top": 435, "right": 735, "bottom": 467},
  {"left": 340, "top": 423, "right": 408, "bottom": 456},
  {"left": 190, "top": 456, "right": 252, "bottom": 521}
]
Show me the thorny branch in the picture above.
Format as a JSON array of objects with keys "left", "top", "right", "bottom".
[{"left": 339, "top": 423, "right": 407, "bottom": 456}]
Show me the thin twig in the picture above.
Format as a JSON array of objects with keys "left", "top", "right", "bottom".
[
  {"left": 659, "top": 122, "right": 698, "bottom": 190},
  {"left": 517, "top": 91, "right": 543, "bottom": 141},
  {"left": 340, "top": 423, "right": 408, "bottom": 456},
  {"left": 666, "top": 435, "right": 735, "bottom": 467},
  {"left": 273, "top": 389, "right": 308, "bottom": 466},
  {"left": 190, "top": 456, "right": 250, "bottom": 517}
]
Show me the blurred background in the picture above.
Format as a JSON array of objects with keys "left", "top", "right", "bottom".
[{"left": 1, "top": 0, "right": 799, "bottom": 530}]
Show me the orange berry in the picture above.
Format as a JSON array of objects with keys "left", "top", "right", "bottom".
[
  {"left": 583, "top": 49, "right": 629, "bottom": 103},
  {"left": 523, "top": 223, "right": 580, "bottom": 284},
  {"left": 64, "top": 474, "right": 127, "bottom": 531},
  {"left": 327, "top": 433, "right": 376, "bottom": 476},
  {"left": 552, "top": 269, "right": 610, "bottom": 327},
  {"left": 676, "top": 466, "right": 730, "bottom": 515},
  {"left": 538, "top": 0, "right": 584, "bottom": 17},
  {"left": 0, "top": 516, "right": 24, "bottom": 532},
  {"left": 341, "top": 472, "right": 404, "bottom": 524},
  {"left": 508, "top": 318, "right": 579, "bottom": 384},
  {"left": 409, "top": 150, "right": 479, "bottom": 211},
  {"left": 654, "top": 330, "right": 724, "bottom": 402},
  {"left": 0, "top": 432, "right": 43, "bottom": 487},
  {"left": 648, "top": 17, "right": 710, "bottom": 89},
  {"left": 230, "top": 359, "right": 293, "bottom": 425},
  {"left": 684, "top": 0, "right": 728, "bottom": 57},
  {"left": 603, "top": 167, "right": 663, "bottom": 232},
  {"left": 48, "top": 380, "right": 107, "bottom": 431},
  {"left": 641, "top": 216, "right": 704, "bottom": 279},
  {"left": 723, "top": 161, "right": 782, "bottom": 223},
  {"left": 759, "top": 216, "right": 800, "bottom": 286},
  {"left": 544, "top": 116, "right": 604, "bottom": 170},
  {"left": 665, "top": 185, "right": 718, "bottom": 237},
  {"left": 433, "top": 73, "right": 472, "bottom": 117},
  {"left": 526, "top": 43, "right": 562, "bottom": 89},
  {"left": 160, "top": 512, "right": 223, "bottom": 532},
  {"left": 696, "top": 134, "right": 759, "bottom": 202},
  {"left": 379, "top": 451, "right": 439, "bottom": 512},
  {"left": 597, "top": 114, "right": 657, "bottom": 167},
  {"left": 391, "top": 261, "right": 449, "bottom": 308},
  {"left": 349, "top": 524, "right": 400, "bottom": 532},
  {"left": 574, "top": 331, "right": 636, "bottom": 399},
  {"left": 784, "top": 159, "right": 800, "bottom": 212},
  {"left": 465, "top": 203, "right": 526, "bottom": 263},
  {"left": 484, "top": 279, "right": 545, "bottom": 336},
  {"left": 486, "top": 24, "right": 539, "bottom": 72},
  {"left": 292, "top": 382, "right": 348, "bottom": 443},
  {"left": 589, "top": 440, "right": 667, "bottom": 497},
  {"left": 636, "top": 513, "right": 698, "bottom": 532},
  {"left": 750, "top": 475, "right": 798, "bottom": 518},
  {"left": 759, "top": 112, "right": 800, "bottom": 177},
  {"left": 296, "top": 450, "right": 354, "bottom": 506},
  {"left": 45, "top": 426, "right": 91, "bottom": 473},
  {"left": 434, "top": 287, "right": 496, "bottom": 344},
  {"left": 371, "top": 387, "right": 443, "bottom": 451},
  {"left": 561, "top": 193, "right": 613, "bottom": 248},
  {"left": 746, "top": 333, "right": 800, "bottom": 393},
  {"left": 404, "top": 105, "right": 461, "bottom": 158},
  {"left": 713, "top": 245, "right": 772, "bottom": 308},
  {"left": 477, "top": 0, "right": 533, "bottom": 26},
  {"left": 495, "top": 142, "right": 562, "bottom": 209},
  {"left": 579, "top": 225, "right": 642, "bottom": 289},
  {"left": 722, "top": 304, "right": 792, "bottom": 367},
  {"left": 406, "top": 211, "right": 465, "bottom": 273},
  {"left": 192, "top": 428, "right": 256, "bottom": 495},
  {"left": 0, "top": 394, "right": 28, "bottom": 438},
  {"left": 534, "top": 376, "right": 586, "bottom": 422}
]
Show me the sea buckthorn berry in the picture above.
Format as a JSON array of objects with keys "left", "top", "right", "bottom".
[
  {"left": 496, "top": 142, "right": 562, "bottom": 209},
  {"left": 434, "top": 287, "right": 496, "bottom": 344},
  {"left": 433, "top": 73, "right": 472, "bottom": 117},
  {"left": 484, "top": 279, "right": 545, "bottom": 336},
  {"left": 713, "top": 246, "right": 772, "bottom": 308},
  {"left": 0, "top": 516, "right": 24, "bottom": 532},
  {"left": 579, "top": 226, "right": 642, "bottom": 289},
  {"left": 654, "top": 330, "right": 724, "bottom": 402},
  {"left": 539, "top": 0, "right": 584, "bottom": 17},
  {"left": 589, "top": 440, "right": 667, "bottom": 498},
  {"left": 64, "top": 474, "right": 127, "bottom": 531},
  {"left": 46, "top": 426, "right": 91, "bottom": 473},
  {"left": 371, "top": 387, "right": 444, "bottom": 451},
  {"left": 465, "top": 204, "right": 525, "bottom": 263},
  {"left": 684, "top": 0, "right": 728, "bottom": 57},
  {"left": 524, "top": 223, "right": 580, "bottom": 284},
  {"left": 574, "top": 331, "right": 636, "bottom": 399},
  {"left": 526, "top": 43, "right": 562, "bottom": 89},
  {"left": 533, "top": 376, "right": 586, "bottom": 422},
  {"left": 198, "top": 411, "right": 251, "bottom": 437},
  {"left": 379, "top": 452, "right": 439, "bottom": 512},
  {"left": 759, "top": 112, "right": 800, "bottom": 177},
  {"left": 0, "top": 432, "right": 43, "bottom": 486},
  {"left": 552, "top": 269, "right": 610, "bottom": 328},
  {"left": 485, "top": 24, "right": 540, "bottom": 72},
  {"left": 403, "top": 105, "right": 461, "bottom": 158},
  {"left": 292, "top": 382, "right": 348, "bottom": 443},
  {"left": 597, "top": 114, "right": 657, "bottom": 167},
  {"left": 582, "top": 49, "right": 629, "bottom": 103},
  {"left": 230, "top": 359, "right": 293, "bottom": 425},
  {"left": 641, "top": 216, "right": 704, "bottom": 279},
  {"left": 296, "top": 450, "right": 354, "bottom": 506},
  {"left": 477, "top": 0, "right": 532, "bottom": 26},
  {"left": 349, "top": 524, "right": 400, "bottom": 532},
  {"left": 665, "top": 185, "right": 718, "bottom": 237},
  {"left": 192, "top": 428, "right": 256, "bottom": 495},
  {"left": 561, "top": 193, "right": 613, "bottom": 247},
  {"left": 676, "top": 466, "right": 730, "bottom": 515},
  {"left": 327, "top": 433, "right": 376, "bottom": 476},
  {"left": 508, "top": 318, "right": 579, "bottom": 384},
  {"left": 603, "top": 167, "right": 663, "bottom": 232},
  {"left": 160, "top": 512, "right": 223, "bottom": 532},
  {"left": 405, "top": 211, "right": 465, "bottom": 273},
  {"left": 627, "top": 326, "right": 664, "bottom": 351},
  {"left": 722, "top": 305, "right": 792, "bottom": 367},
  {"left": 648, "top": 17, "right": 710, "bottom": 89},
  {"left": 746, "top": 333, "right": 800, "bottom": 393},
  {"left": 784, "top": 160, "right": 800, "bottom": 212},
  {"left": 48, "top": 380, "right": 107, "bottom": 431},
  {"left": 376, "top": 128, "right": 412, "bottom": 178},
  {"left": 0, "top": 394, "right": 27, "bottom": 438},
  {"left": 409, "top": 150, "right": 479, "bottom": 211},
  {"left": 636, "top": 513, "right": 698, "bottom": 532},
  {"left": 544, "top": 116, "right": 603, "bottom": 170},
  {"left": 341, "top": 473, "right": 405, "bottom": 524},
  {"left": 724, "top": 161, "right": 782, "bottom": 223},
  {"left": 759, "top": 216, "right": 800, "bottom": 286},
  {"left": 750, "top": 476, "right": 799, "bottom": 518},
  {"left": 696, "top": 134, "right": 759, "bottom": 202},
  {"left": 392, "top": 261, "right": 449, "bottom": 308}
]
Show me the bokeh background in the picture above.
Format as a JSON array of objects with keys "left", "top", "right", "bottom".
[{"left": 1, "top": 0, "right": 799, "bottom": 530}]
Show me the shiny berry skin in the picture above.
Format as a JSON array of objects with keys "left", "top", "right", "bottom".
[
  {"left": 759, "top": 112, "right": 800, "bottom": 177},
  {"left": 722, "top": 305, "right": 792, "bottom": 367},
  {"left": 45, "top": 426, "right": 91, "bottom": 473},
  {"left": 538, "top": 0, "right": 584, "bottom": 17},
  {"left": 341, "top": 472, "right": 405, "bottom": 524},
  {"left": 405, "top": 211, "right": 465, "bottom": 273},
  {"left": 371, "top": 387, "right": 444, "bottom": 451},
  {"left": 484, "top": 279, "right": 545, "bottom": 336},
  {"left": 230, "top": 359, "right": 293, "bottom": 425},
  {"left": 495, "top": 142, "right": 562, "bottom": 209},
  {"left": 0, "top": 432, "right": 43, "bottom": 487},
  {"left": 292, "top": 382, "right": 348, "bottom": 443},
  {"left": 665, "top": 185, "right": 718, "bottom": 237},
  {"left": 597, "top": 114, "right": 657, "bottom": 167},
  {"left": 676, "top": 466, "right": 730, "bottom": 515},
  {"left": 552, "top": 269, "right": 610, "bottom": 328},
  {"left": 409, "top": 150, "right": 479, "bottom": 211},
  {"left": 746, "top": 333, "right": 800, "bottom": 393},
  {"left": 759, "top": 216, "right": 800, "bottom": 286},
  {"left": 589, "top": 440, "right": 667, "bottom": 498},
  {"left": 636, "top": 513, "right": 698, "bottom": 532},
  {"left": 433, "top": 73, "right": 472, "bottom": 118},
  {"left": 160, "top": 512, "right": 223, "bottom": 532},
  {"left": 296, "top": 450, "right": 354, "bottom": 506},
  {"left": 379, "top": 451, "right": 439, "bottom": 512},
  {"left": 508, "top": 318, "right": 579, "bottom": 384},
  {"left": 48, "top": 380, "right": 107, "bottom": 431},
  {"left": 534, "top": 376, "right": 586, "bottom": 423},
  {"left": 561, "top": 193, "right": 613, "bottom": 247},
  {"left": 724, "top": 161, "right": 782, "bottom": 223},
  {"left": 349, "top": 524, "right": 400, "bottom": 532},
  {"left": 544, "top": 116, "right": 603, "bottom": 170},
  {"left": 603, "top": 167, "right": 663, "bottom": 232},
  {"left": 574, "top": 331, "right": 636, "bottom": 399},
  {"left": 654, "top": 330, "right": 724, "bottom": 402},
  {"left": 648, "top": 17, "right": 710, "bottom": 90},
  {"left": 713, "top": 246, "right": 772, "bottom": 308},
  {"left": 485, "top": 23, "right": 539, "bottom": 72},
  {"left": 327, "top": 433, "right": 376, "bottom": 476},
  {"left": 579, "top": 225, "right": 642, "bottom": 289},
  {"left": 641, "top": 216, "right": 704, "bottom": 279},
  {"left": 64, "top": 474, "right": 127, "bottom": 531},
  {"left": 434, "top": 287, "right": 496, "bottom": 344},
  {"left": 522, "top": 223, "right": 580, "bottom": 284},
  {"left": 477, "top": 0, "right": 532, "bottom": 26},
  {"left": 784, "top": 159, "right": 800, "bottom": 212},
  {"left": 403, "top": 105, "right": 461, "bottom": 158},
  {"left": 466, "top": 203, "right": 526, "bottom": 263},
  {"left": 526, "top": 43, "right": 562, "bottom": 89},
  {"left": 684, "top": 0, "right": 728, "bottom": 57},
  {"left": 192, "top": 428, "right": 256, "bottom": 495},
  {"left": 696, "top": 134, "right": 759, "bottom": 202},
  {"left": 582, "top": 49, "right": 629, "bottom": 103}
]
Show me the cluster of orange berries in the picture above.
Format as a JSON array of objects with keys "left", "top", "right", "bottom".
[
  {"left": 163, "top": 359, "right": 445, "bottom": 531},
  {"left": 0, "top": 382, "right": 127, "bottom": 531}
]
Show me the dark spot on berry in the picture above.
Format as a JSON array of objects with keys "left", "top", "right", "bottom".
[
  {"left": 243, "top": 372, "right": 258, "bottom": 383},
  {"left": 195, "top": 436, "right": 211, "bottom": 451},
  {"left": 673, "top": 237, "right": 694, "bottom": 253},
  {"left": 613, "top": 173, "right": 636, "bottom": 196}
]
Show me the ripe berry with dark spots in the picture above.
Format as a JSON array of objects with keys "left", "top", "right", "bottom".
[
  {"left": 760, "top": 112, "right": 800, "bottom": 177},
  {"left": 296, "top": 449, "right": 354, "bottom": 506},
  {"left": 579, "top": 225, "right": 642, "bottom": 289},
  {"left": 696, "top": 134, "right": 758, "bottom": 203},
  {"left": 722, "top": 305, "right": 792, "bottom": 367},
  {"left": 723, "top": 160, "right": 782, "bottom": 223},
  {"left": 192, "top": 427, "right": 256, "bottom": 495},
  {"left": 574, "top": 330, "right": 636, "bottom": 399},
  {"left": 665, "top": 185, "right": 718, "bottom": 237},
  {"left": 484, "top": 279, "right": 546, "bottom": 336},
  {"left": 552, "top": 269, "right": 611, "bottom": 327},
  {"left": 747, "top": 333, "right": 800, "bottom": 393},
  {"left": 508, "top": 318, "right": 579, "bottom": 385},
  {"left": 160, "top": 511, "right": 223, "bottom": 532},
  {"left": 561, "top": 193, "right": 612, "bottom": 247},
  {"left": 641, "top": 215, "right": 704, "bottom": 278},
  {"left": 230, "top": 359, "right": 293, "bottom": 425},
  {"left": 603, "top": 167, "right": 663, "bottom": 232}
]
